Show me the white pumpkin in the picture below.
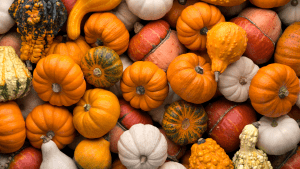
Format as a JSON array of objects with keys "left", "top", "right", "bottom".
[
  {"left": 109, "top": 54, "right": 133, "bottom": 97},
  {"left": 0, "top": 0, "right": 15, "bottom": 34},
  {"left": 218, "top": 1, "right": 249, "bottom": 17},
  {"left": 218, "top": 56, "right": 259, "bottom": 103},
  {"left": 118, "top": 123, "right": 168, "bottom": 169},
  {"left": 126, "top": 0, "right": 173, "bottom": 20},
  {"left": 256, "top": 115, "right": 300, "bottom": 155},
  {"left": 148, "top": 83, "right": 181, "bottom": 125},
  {"left": 275, "top": 0, "right": 300, "bottom": 26},
  {"left": 159, "top": 161, "right": 186, "bottom": 169}
]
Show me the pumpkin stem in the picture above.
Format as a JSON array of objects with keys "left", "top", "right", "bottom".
[
  {"left": 83, "top": 104, "right": 91, "bottom": 112},
  {"left": 136, "top": 86, "right": 145, "bottom": 95},
  {"left": 271, "top": 119, "right": 278, "bottom": 127},
  {"left": 140, "top": 155, "right": 147, "bottom": 164},
  {"left": 182, "top": 118, "right": 190, "bottom": 130},
  {"left": 279, "top": 86, "right": 289, "bottom": 99},
  {"left": 52, "top": 83, "right": 61, "bottom": 93},
  {"left": 214, "top": 71, "right": 220, "bottom": 82},
  {"left": 291, "top": 0, "right": 298, "bottom": 6},
  {"left": 25, "top": 60, "right": 33, "bottom": 71},
  {"left": 94, "top": 38, "right": 103, "bottom": 47},
  {"left": 197, "top": 138, "right": 206, "bottom": 144},
  {"left": 93, "top": 68, "right": 102, "bottom": 77},
  {"left": 195, "top": 66, "right": 204, "bottom": 74},
  {"left": 134, "top": 22, "right": 144, "bottom": 34},
  {"left": 200, "top": 27, "right": 209, "bottom": 35},
  {"left": 252, "top": 121, "right": 260, "bottom": 129},
  {"left": 41, "top": 131, "right": 55, "bottom": 143},
  {"left": 239, "top": 77, "right": 247, "bottom": 85},
  {"left": 178, "top": 0, "right": 187, "bottom": 5}
]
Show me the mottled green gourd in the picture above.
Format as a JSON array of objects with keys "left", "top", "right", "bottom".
[{"left": 0, "top": 46, "right": 32, "bottom": 102}]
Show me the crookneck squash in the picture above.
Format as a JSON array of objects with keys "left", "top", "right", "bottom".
[{"left": 8, "top": 0, "right": 68, "bottom": 63}]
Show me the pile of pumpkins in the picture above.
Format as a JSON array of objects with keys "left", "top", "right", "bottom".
[{"left": 0, "top": 0, "right": 300, "bottom": 168}]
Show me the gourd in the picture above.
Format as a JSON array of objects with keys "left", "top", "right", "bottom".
[
  {"left": 40, "top": 134, "right": 77, "bottom": 169},
  {"left": 118, "top": 123, "right": 168, "bottom": 169},
  {"left": 250, "top": 0, "right": 290, "bottom": 8},
  {"left": 249, "top": 63, "right": 299, "bottom": 117},
  {"left": 120, "top": 61, "right": 169, "bottom": 111},
  {"left": 201, "top": 0, "right": 246, "bottom": 6},
  {"left": 125, "top": 0, "right": 173, "bottom": 20},
  {"left": 276, "top": 0, "right": 300, "bottom": 26},
  {"left": 206, "top": 22, "right": 248, "bottom": 82},
  {"left": 256, "top": 115, "right": 300, "bottom": 155},
  {"left": 159, "top": 161, "right": 186, "bottom": 169},
  {"left": 218, "top": 56, "right": 259, "bottom": 103},
  {"left": 0, "top": 0, "right": 15, "bottom": 34},
  {"left": 189, "top": 138, "right": 234, "bottom": 168},
  {"left": 0, "top": 46, "right": 32, "bottom": 102},
  {"left": 0, "top": 29, "right": 22, "bottom": 57},
  {"left": 8, "top": 0, "right": 68, "bottom": 64},
  {"left": 73, "top": 88, "right": 120, "bottom": 139},
  {"left": 0, "top": 101, "right": 26, "bottom": 153},
  {"left": 67, "top": 0, "right": 122, "bottom": 40},
  {"left": 81, "top": 46, "right": 123, "bottom": 88},
  {"left": 84, "top": 12, "right": 130, "bottom": 55},
  {"left": 232, "top": 123, "right": 273, "bottom": 169},
  {"left": 176, "top": 2, "right": 225, "bottom": 51},
  {"left": 162, "top": 100, "right": 208, "bottom": 146},
  {"left": 167, "top": 53, "right": 217, "bottom": 104},
  {"left": 32, "top": 54, "right": 86, "bottom": 107}
]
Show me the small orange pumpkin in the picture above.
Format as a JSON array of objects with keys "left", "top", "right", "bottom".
[{"left": 250, "top": 0, "right": 290, "bottom": 8}]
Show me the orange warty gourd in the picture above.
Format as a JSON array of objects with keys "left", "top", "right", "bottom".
[
  {"left": 120, "top": 61, "right": 169, "bottom": 111},
  {"left": 249, "top": 63, "right": 300, "bottom": 117}
]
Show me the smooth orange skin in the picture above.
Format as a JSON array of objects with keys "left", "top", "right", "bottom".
[{"left": 250, "top": 0, "right": 290, "bottom": 8}]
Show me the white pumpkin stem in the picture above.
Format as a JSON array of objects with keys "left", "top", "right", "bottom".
[
  {"left": 134, "top": 22, "right": 144, "bottom": 34},
  {"left": 136, "top": 86, "right": 145, "bottom": 95},
  {"left": 178, "top": 0, "right": 187, "bottom": 5},
  {"left": 52, "top": 83, "right": 61, "bottom": 93},
  {"left": 140, "top": 155, "right": 147, "bottom": 164},
  {"left": 279, "top": 86, "right": 289, "bottom": 99},
  {"left": 291, "top": 0, "right": 298, "bottom": 6},
  {"left": 93, "top": 68, "right": 102, "bottom": 77},
  {"left": 271, "top": 119, "right": 278, "bottom": 127},
  {"left": 214, "top": 71, "right": 220, "bottom": 82},
  {"left": 83, "top": 104, "right": 91, "bottom": 112}
]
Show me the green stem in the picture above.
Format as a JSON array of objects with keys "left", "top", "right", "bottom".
[
  {"left": 271, "top": 119, "right": 278, "bottom": 127},
  {"left": 279, "top": 86, "right": 289, "bottom": 99}
]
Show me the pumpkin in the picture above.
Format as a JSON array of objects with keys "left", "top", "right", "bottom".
[
  {"left": 276, "top": 0, "right": 300, "bottom": 26},
  {"left": 0, "top": 29, "right": 22, "bottom": 57},
  {"left": 232, "top": 123, "right": 273, "bottom": 168},
  {"left": 0, "top": 46, "right": 32, "bottom": 102},
  {"left": 26, "top": 103, "right": 76, "bottom": 149},
  {"left": 201, "top": 0, "right": 246, "bottom": 6},
  {"left": 180, "top": 149, "right": 191, "bottom": 169},
  {"left": 125, "top": 0, "right": 173, "bottom": 20},
  {"left": 280, "top": 146, "right": 300, "bottom": 169},
  {"left": 120, "top": 61, "right": 169, "bottom": 111},
  {"left": 127, "top": 20, "right": 186, "bottom": 71},
  {"left": 249, "top": 63, "right": 299, "bottom": 117},
  {"left": 167, "top": 53, "right": 217, "bottom": 104},
  {"left": 74, "top": 137, "right": 112, "bottom": 169},
  {"left": 176, "top": 2, "right": 225, "bottom": 51},
  {"left": 162, "top": 100, "right": 208, "bottom": 146},
  {"left": 84, "top": 12, "right": 130, "bottom": 55},
  {"left": 67, "top": 0, "right": 122, "bottom": 40},
  {"left": 73, "top": 88, "right": 120, "bottom": 139},
  {"left": 217, "top": 1, "right": 249, "bottom": 17},
  {"left": 112, "top": 158, "right": 127, "bottom": 169},
  {"left": 159, "top": 161, "right": 186, "bottom": 169},
  {"left": 256, "top": 115, "right": 300, "bottom": 155},
  {"left": 32, "top": 54, "right": 86, "bottom": 107},
  {"left": 250, "top": 0, "right": 290, "bottom": 8},
  {"left": 0, "top": 0, "right": 15, "bottom": 34},
  {"left": 218, "top": 56, "right": 259, "bottom": 103},
  {"left": 206, "top": 22, "right": 248, "bottom": 81},
  {"left": 61, "top": 0, "right": 77, "bottom": 15},
  {"left": 8, "top": 0, "right": 68, "bottom": 64},
  {"left": 46, "top": 35, "right": 91, "bottom": 65},
  {"left": 0, "top": 101, "right": 26, "bottom": 153},
  {"left": 189, "top": 138, "right": 234, "bottom": 168},
  {"left": 118, "top": 123, "right": 168, "bottom": 169},
  {"left": 274, "top": 22, "right": 300, "bottom": 76}
]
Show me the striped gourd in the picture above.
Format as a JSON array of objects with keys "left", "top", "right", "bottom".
[{"left": 0, "top": 46, "right": 32, "bottom": 102}]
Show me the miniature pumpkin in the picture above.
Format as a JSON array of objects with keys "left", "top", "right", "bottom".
[
  {"left": 276, "top": 0, "right": 300, "bottom": 26},
  {"left": 67, "top": 0, "right": 122, "bottom": 40},
  {"left": 0, "top": 101, "right": 26, "bottom": 153},
  {"left": 206, "top": 22, "right": 248, "bottom": 82},
  {"left": 120, "top": 61, "right": 169, "bottom": 111},
  {"left": 189, "top": 138, "right": 234, "bottom": 168},
  {"left": 0, "top": 0, "right": 15, "bottom": 34},
  {"left": 256, "top": 115, "right": 300, "bottom": 155},
  {"left": 26, "top": 103, "right": 76, "bottom": 149},
  {"left": 250, "top": 0, "right": 290, "bottom": 8},
  {"left": 218, "top": 56, "right": 259, "bottom": 103},
  {"left": 159, "top": 161, "right": 186, "bottom": 169},
  {"left": 112, "top": 158, "right": 127, "bottom": 169},
  {"left": 46, "top": 35, "right": 91, "bottom": 65},
  {"left": 81, "top": 46, "right": 123, "bottom": 88},
  {"left": 118, "top": 123, "right": 168, "bottom": 169},
  {"left": 0, "top": 46, "right": 32, "bottom": 102},
  {"left": 249, "top": 63, "right": 299, "bottom": 117},
  {"left": 167, "top": 53, "right": 217, "bottom": 104},
  {"left": 201, "top": 0, "right": 246, "bottom": 6},
  {"left": 162, "top": 100, "right": 208, "bottom": 146},
  {"left": 84, "top": 12, "right": 130, "bottom": 55},
  {"left": 232, "top": 123, "right": 273, "bottom": 168},
  {"left": 125, "top": 0, "right": 173, "bottom": 20},
  {"left": 32, "top": 54, "right": 86, "bottom": 107},
  {"left": 176, "top": 2, "right": 225, "bottom": 51},
  {"left": 73, "top": 88, "right": 120, "bottom": 139}
]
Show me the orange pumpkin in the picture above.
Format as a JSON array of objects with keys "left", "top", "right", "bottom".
[
  {"left": 249, "top": 63, "right": 300, "bottom": 117},
  {"left": 32, "top": 54, "right": 86, "bottom": 107},
  {"left": 0, "top": 101, "right": 26, "bottom": 153},
  {"left": 167, "top": 53, "right": 217, "bottom": 104},
  {"left": 26, "top": 103, "right": 76, "bottom": 149},
  {"left": 250, "top": 0, "right": 290, "bottom": 8},
  {"left": 176, "top": 2, "right": 225, "bottom": 51},
  {"left": 120, "top": 61, "right": 169, "bottom": 111}
]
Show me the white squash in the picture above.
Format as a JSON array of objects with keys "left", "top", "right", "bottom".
[
  {"left": 159, "top": 161, "right": 186, "bottom": 169},
  {"left": 256, "top": 115, "right": 300, "bottom": 155},
  {"left": 218, "top": 56, "right": 259, "bottom": 103},
  {"left": 118, "top": 123, "right": 168, "bottom": 169},
  {"left": 0, "top": 0, "right": 15, "bottom": 34},
  {"left": 218, "top": 1, "right": 249, "bottom": 17},
  {"left": 126, "top": 0, "right": 173, "bottom": 20},
  {"left": 275, "top": 0, "right": 300, "bottom": 26},
  {"left": 148, "top": 83, "right": 181, "bottom": 125}
]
